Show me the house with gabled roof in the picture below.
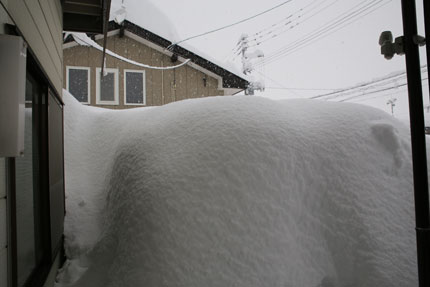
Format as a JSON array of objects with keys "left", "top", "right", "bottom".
[{"left": 63, "top": 20, "right": 249, "bottom": 109}]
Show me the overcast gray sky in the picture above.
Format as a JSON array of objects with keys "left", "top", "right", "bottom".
[{"left": 117, "top": 0, "right": 428, "bottom": 120}]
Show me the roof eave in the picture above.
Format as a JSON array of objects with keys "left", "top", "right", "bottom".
[
  {"left": 62, "top": 0, "right": 111, "bottom": 34},
  {"left": 113, "top": 20, "right": 249, "bottom": 90},
  {"left": 63, "top": 19, "right": 249, "bottom": 90}
]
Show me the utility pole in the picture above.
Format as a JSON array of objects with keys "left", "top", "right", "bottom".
[
  {"left": 379, "top": 1, "right": 430, "bottom": 285},
  {"left": 239, "top": 34, "right": 251, "bottom": 75},
  {"left": 386, "top": 98, "right": 396, "bottom": 116},
  {"left": 238, "top": 34, "right": 265, "bottom": 95}
]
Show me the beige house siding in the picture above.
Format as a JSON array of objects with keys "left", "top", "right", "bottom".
[
  {"left": 63, "top": 34, "right": 225, "bottom": 109},
  {"left": 0, "top": 0, "right": 63, "bottom": 96}
]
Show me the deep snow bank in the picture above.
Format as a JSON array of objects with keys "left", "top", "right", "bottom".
[{"left": 57, "top": 90, "right": 417, "bottom": 287}]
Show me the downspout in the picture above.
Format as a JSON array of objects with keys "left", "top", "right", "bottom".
[
  {"left": 400, "top": 0, "right": 430, "bottom": 286},
  {"left": 161, "top": 60, "right": 164, "bottom": 105},
  {"left": 173, "top": 69, "right": 177, "bottom": 102},
  {"left": 101, "top": 0, "right": 112, "bottom": 76}
]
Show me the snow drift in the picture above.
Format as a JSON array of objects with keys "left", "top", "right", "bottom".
[{"left": 57, "top": 90, "right": 417, "bottom": 287}]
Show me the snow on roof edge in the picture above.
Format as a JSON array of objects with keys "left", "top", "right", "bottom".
[
  {"left": 118, "top": 20, "right": 250, "bottom": 86},
  {"left": 108, "top": 0, "right": 248, "bottom": 85}
]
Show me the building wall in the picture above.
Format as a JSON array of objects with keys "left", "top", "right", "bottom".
[
  {"left": 0, "top": 0, "right": 63, "bottom": 96},
  {"left": 0, "top": 1, "right": 63, "bottom": 286},
  {"left": 1, "top": 4, "right": 12, "bottom": 286},
  {"left": 63, "top": 34, "right": 225, "bottom": 109},
  {"left": 0, "top": 158, "right": 6, "bottom": 287}
]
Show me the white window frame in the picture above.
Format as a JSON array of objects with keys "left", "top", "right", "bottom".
[
  {"left": 124, "top": 69, "right": 146, "bottom": 106},
  {"left": 66, "top": 66, "right": 91, "bottom": 104},
  {"left": 96, "top": 67, "right": 119, "bottom": 105}
]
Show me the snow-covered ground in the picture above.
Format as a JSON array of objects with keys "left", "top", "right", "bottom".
[{"left": 57, "top": 90, "right": 418, "bottom": 287}]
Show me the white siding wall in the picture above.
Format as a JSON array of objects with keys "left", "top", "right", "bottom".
[
  {"left": 0, "top": 158, "right": 6, "bottom": 287},
  {"left": 1, "top": 4, "right": 11, "bottom": 286},
  {"left": 0, "top": 0, "right": 63, "bottom": 96},
  {"left": 0, "top": 2, "right": 63, "bottom": 285},
  {"left": 1, "top": 6, "right": 10, "bottom": 287}
]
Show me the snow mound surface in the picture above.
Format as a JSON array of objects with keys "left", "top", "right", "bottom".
[{"left": 57, "top": 90, "right": 417, "bottom": 287}]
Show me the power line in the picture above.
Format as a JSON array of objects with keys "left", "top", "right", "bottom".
[
  {"left": 259, "top": 0, "right": 390, "bottom": 66},
  {"left": 323, "top": 76, "right": 407, "bottom": 100},
  {"left": 339, "top": 82, "right": 408, "bottom": 102},
  {"left": 246, "top": 0, "right": 340, "bottom": 49},
  {"left": 266, "top": 86, "right": 339, "bottom": 91},
  {"left": 228, "top": 1, "right": 315, "bottom": 54},
  {"left": 258, "top": 0, "right": 385, "bottom": 65},
  {"left": 350, "top": 82, "right": 429, "bottom": 103},
  {"left": 350, "top": 86, "right": 408, "bottom": 103},
  {"left": 229, "top": 0, "right": 337, "bottom": 61},
  {"left": 254, "top": 0, "right": 391, "bottom": 67},
  {"left": 312, "top": 65, "right": 427, "bottom": 100},
  {"left": 312, "top": 72, "right": 407, "bottom": 100},
  {"left": 246, "top": 0, "right": 327, "bottom": 43},
  {"left": 167, "top": 0, "right": 294, "bottom": 49},
  {"left": 256, "top": 0, "right": 374, "bottom": 65},
  {"left": 227, "top": 0, "right": 314, "bottom": 61},
  {"left": 271, "top": 0, "right": 392, "bottom": 63},
  {"left": 250, "top": 1, "right": 318, "bottom": 38},
  {"left": 338, "top": 77, "right": 428, "bottom": 102},
  {"left": 307, "top": 66, "right": 427, "bottom": 103}
]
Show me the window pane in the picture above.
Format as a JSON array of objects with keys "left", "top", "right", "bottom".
[
  {"left": 68, "top": 69, "right": 88, "bottom": 103},
  {"left": 15, "top": 104, "right": 36, "bottom": 286},
  {"left": 100, "top": 72, "right": 115, "bottom": 102},
  {"left": 25, "top": 78, "right": 32, "bottom": 102},
  {"left": 48, "top": 92, "right": 64, "bottom": 256},
  {"left": 0, "top": 158, "right": 5, "bottom": 199},
  {"left": 126, "top": 72, "right": 144, "bottom": 104},
  {"left": 16, "top": 71, "right": 50, "bottom": 287}
]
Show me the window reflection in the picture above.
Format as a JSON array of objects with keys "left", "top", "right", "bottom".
[
  {"left": 48, "top": 92, "right": 64, "bottom": 255},
  {"left": 67, "top": 67, "right": 90, "bottom": 103},
  {"left": 15, "top": 77, "right": 36, "bottom": 286}
]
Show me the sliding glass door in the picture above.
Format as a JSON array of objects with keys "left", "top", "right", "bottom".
[{"left": 7, "top": 52, "right": 65, "bottom": 287}]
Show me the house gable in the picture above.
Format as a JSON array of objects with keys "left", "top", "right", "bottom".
[
  {"left": 115, "top": 21, "right": 248, "bottom": 90},
  {"left": 64, "top": 32, "right": 231, "bottom": 109}
]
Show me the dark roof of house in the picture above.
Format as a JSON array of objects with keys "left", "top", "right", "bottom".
[{"left": 65, "top": 20, "right": 249, "bottom": 90}]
